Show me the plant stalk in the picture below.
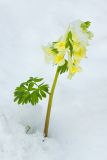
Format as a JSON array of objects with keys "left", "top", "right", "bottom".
[{"left": 44, "top": 68, "right": 59, "bottom": 137}]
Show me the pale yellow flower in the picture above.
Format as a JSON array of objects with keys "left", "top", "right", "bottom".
[
  {"left": 54, "top": 41, "right": 65, "bottom": 52},
  {"left": 74, "top": 45, "right": 86, "bottom": 59},
  {"left": 70, "top": 65, "right": 81, "bottom": 74},
  {"left": 54, "top": 53, "right": 65, "bottom": 66},
  {"left": 68, "top": 64, "right": 82, "bottom": 79},
  {"left": 43, "top": 47, "right": 55, "bottom": 55},
  {"left": 43, "top": 20, "right": 93, "bottom": 79},
  {"left": 43, "top": 47, "right": 56, "bottom": 63},
  {"left": 68, "top": 52, "right": 81, "bottom": 78}
]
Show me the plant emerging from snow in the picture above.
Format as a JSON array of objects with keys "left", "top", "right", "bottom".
[{"left": 14, "top": 20, "right": 93, "bottom": 137}]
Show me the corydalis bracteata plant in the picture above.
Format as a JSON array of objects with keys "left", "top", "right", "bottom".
[{"left": 14, "top": 20, "right": 93, "bottom": 137}]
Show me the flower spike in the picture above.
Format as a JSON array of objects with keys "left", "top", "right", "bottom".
[{"left": 43, "top": 20, "right": 93, "bottom": 78}]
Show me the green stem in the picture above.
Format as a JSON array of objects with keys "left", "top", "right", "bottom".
[{"left": 44, "top": 68, "right": 59, "bottom": 137}]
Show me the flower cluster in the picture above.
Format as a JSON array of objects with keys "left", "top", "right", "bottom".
[{"left": 43, "top": 20, "right": 93, "bottom": 78}]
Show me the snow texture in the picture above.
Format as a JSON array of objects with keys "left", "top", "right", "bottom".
[{"left": 0, "top": 0, "right": 107, "bottom": 159}]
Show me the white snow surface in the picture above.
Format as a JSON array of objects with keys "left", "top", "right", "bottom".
[{"left": 0, "top": 0, "right": 107, "bottom": 159}]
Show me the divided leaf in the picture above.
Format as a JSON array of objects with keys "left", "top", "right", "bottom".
[{"left": 14, "top": 77, "right": 49, "bottom": 106}]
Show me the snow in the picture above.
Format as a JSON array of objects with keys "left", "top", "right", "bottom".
[{"left": 0, "top": 0, "right": 107, "bottom": 159}]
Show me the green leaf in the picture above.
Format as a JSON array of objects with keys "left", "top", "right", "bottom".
[
  {"left": 81, "top": 21, "right": 91, "bottom": 31},
  {"left": 67, "top": 31, "right": 72, "bottom": 40},
  {"left": 14, "top": 77, "right": 49, "bottom": 106},
  {"left": 65, "top": 31, "right": 73, "bottom": 53},
  {"left": 28, "top": 82, "right": 34, "bottom": 90},
  {"left": 40, "top": 90, "right": 46, "bottom": 97},
  {"left": 58, "top": 60, "right": 68, "bottom": 74},
  {"left": 33, "top": 77, "right": 43, "bottom": 82},
  {"left": 14, "top": 96, "right": 19, "bottom": 102},
  {"left": 52, "top": 48, "right": 59, "bottom": 54}
]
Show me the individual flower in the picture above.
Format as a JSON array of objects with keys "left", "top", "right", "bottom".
[
  {"left": 54, "top": 41, "right": 66, "bottom": 52},
  {"left": 43, "top": 39, "right": 66, "bottom": 66},
  {"left": 43, "top": 20, "right": 93, "bottom": 79},
  {"left": 54, "top": 52, "right": 65, "bottom": 66}
]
